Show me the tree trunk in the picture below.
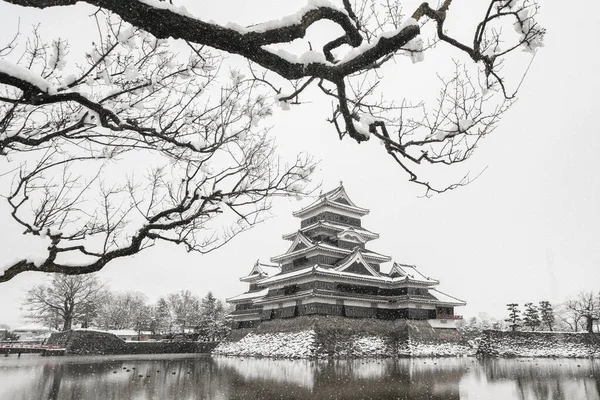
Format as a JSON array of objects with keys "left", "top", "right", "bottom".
[
  {"left": 586, "top": 316, "right": 594, "bottom": 333},
  {"left": 62, "top": 316, "right": 72, "bottom": 331}
]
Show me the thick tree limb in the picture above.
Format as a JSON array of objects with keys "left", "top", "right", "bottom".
[{"left": 3, "top": 0, "right": 419, "bottom": 81}]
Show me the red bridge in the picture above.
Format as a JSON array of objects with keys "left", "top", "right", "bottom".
[{"left": 0, "top": 343, "right": 66, "bottom": 356}]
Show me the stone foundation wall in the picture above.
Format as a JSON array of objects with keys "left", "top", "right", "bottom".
[
  {"left": 47, "top": 330, "right": 218, "bottom": 355},
  {"left": 477, "top": 330, "right": 600, "bottom": 358},
  {"left": 213, "top": 316, "right": 471, "bottom": 358}
]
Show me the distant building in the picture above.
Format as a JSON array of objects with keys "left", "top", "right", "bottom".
[
  {"left": 12, "top": 325, "right": 55, "bottom": 342},
  {"left": 0, "top": 329, "right": 7, "bottom": 340},
  {"left": 107, "top": 329, "right": 152, "bottom": 341},
  {"left": 228, "top": 184, "right": 465, "bottom": 329}
]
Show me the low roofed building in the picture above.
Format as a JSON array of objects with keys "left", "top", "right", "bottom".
[{"left": 12, "top": 325, "right": 56, "bottom": 342}]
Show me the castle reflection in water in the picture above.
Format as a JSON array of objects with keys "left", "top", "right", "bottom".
[{"left": 0, "top": 354, "right": 598, "bottom": 400}]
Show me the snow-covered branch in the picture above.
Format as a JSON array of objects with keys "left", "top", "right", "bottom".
[
  {"left": 0, "top": 14, "right": 318, "bottom": 282},
  {"left": 2, "top": 0, "right": 545, "bottom": 194}
]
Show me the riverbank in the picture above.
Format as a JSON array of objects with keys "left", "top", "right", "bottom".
[
  {"left": 477, "top": 330, "right": 600, "bottom": 358},
  {"left": 213, "top": 315, "right": 472, "bottom": 358},
  {"left": 47, "top": 330, "right": 218, "bottom": 355}
]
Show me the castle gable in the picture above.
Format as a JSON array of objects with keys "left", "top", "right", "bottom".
[
  {"left": 335, "top": 250, "right": 381, "bottom": 277},
  {"left": 285, "top": 231, "right": 314, "bottom": 254}
]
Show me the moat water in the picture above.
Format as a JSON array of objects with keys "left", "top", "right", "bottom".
[{"left": 0, "top": 354, "right": 598, "bottom": 400}]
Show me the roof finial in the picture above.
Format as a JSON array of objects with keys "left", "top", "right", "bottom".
[{"left": 339, "top": 180, "right": 343, "bottom": 187}]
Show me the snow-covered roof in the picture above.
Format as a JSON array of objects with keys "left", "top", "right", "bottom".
[
  {"left": 227, "top": 288, "right": 269, "bottom": 303},
  {"left": 388, "top": 262, "right": 439, "bottom": 284},
  {"left": 240, "top": 260, "right": 281, "bottom": 282},
  {"left": 271, "top": 241, "right": 390, "bottom": 263},
  {"left": 292, "top": 184, "right": 369, "bottom": 218},
  {"left": 257, "top": 265, "right": 436, "bottom": 286},
  {"left": 334, "top": 248, "right": 381, "bottom": 277},
  {"left": 254, "top": 286, "right": 464, "bottom": 308},
  {"left": 429, "top": 289, "right": 466, "bottom": 306},
  {"left": 74, "top": 328, "right": 110, "bottom": 334},
  {"left": 13, "top": 325, "right": 54, "bottom": 332},
  {"left": 360, "top": 249, "right": 391, "bottom": 262},
  {"left": 107, "top": 329, "right": 151, "bottom": 336},
  {"left": 257, "top": 265, "right": 316, "bottom": 284},
  {"left": 283, "top": 231, "right": 314, "bottom": 254},
  {"left": 282, "top": 220, "right": 379, "bottom": 241},
  {"left": 337, "top": 227, "right": 368, "bottom": 243}
]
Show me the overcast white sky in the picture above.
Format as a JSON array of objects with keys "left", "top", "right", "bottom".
[{"left": 1, "top": 0, "right": 599, "bottom": 328}]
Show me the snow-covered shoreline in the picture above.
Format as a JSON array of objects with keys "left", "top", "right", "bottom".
[
  {"left": 477, "top": 330, "right": 600, "bottom": 358},
  {"left": 215, "top": 318, "right": 600, "bottom": 360}
]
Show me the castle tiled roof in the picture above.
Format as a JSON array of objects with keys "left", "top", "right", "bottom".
[
  {"left": 227, "top": 288, "right": 269, "bottom": 303},
  {"left": 282, "top": 220, "right": 379, "bottom": 241},
  {"left": 270, "top": 241, "right": 391, "bottom": 263},
  {"left": 239, "top": 260, "right": 281, "bottom": 282},
  {"left": 292, "top": 184, "right": 369, "bottom": 218}
]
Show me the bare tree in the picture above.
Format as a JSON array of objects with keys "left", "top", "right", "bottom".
[
  {"left": 163, "top": 290, "right": 201, "bottom": 334},
  {"left": 565, "top": 291, "right": 599, "bottom": 333},
  {"left": 22, "top": 274, "right": 107, "bottom": 331},
  {"left": 0, "top": 14, "right": 316, "bottom": 282},
  {"left": 555, "top": 302, "right": 582, "bottom": 332},
  {"left": 95, "top": 291, "right": 150, "bottom": 331},
  {"left": 0, "top": 0, "right": 545, "bottom": 280},
  {"left": 1, "top": 0, "right": 545, "bottom": 196}
]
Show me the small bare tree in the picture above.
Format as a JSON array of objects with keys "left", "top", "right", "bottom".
[
  {"left": 555, "top": 302, "right": 583, "bottom": 332},
  {"left": 565, "top": 291, "right": 600, "bottom": 334},
  {"left": 22, "top": 274, "right": 107, "bottom": 331}
]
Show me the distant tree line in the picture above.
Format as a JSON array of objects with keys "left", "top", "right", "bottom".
[
  {"left": 20, "top": 274, "right": 231, "bottom": 341},
  {"left": 459, "top": 291, "right": 600, "bottom": 341},
  {"left": 503, "top": 291, "right": 600, "bottom": 334},
  {"left": 504, "top": 301, "right": 555, "bottom": 332}
]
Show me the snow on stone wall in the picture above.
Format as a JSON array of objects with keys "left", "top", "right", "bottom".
[
  {"left": 214, "top": 330, "right": 319, "bottom": 358},
  {"left": 398, "top": 339, "right": 474, "bottom": 357},
  {"left": 214, "top": 324, "right": 472, "bottom": 359},
  {"left": 477, "top": 330, "right": 600, "bottom": 358}
]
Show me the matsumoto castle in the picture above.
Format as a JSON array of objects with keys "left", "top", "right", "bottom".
[{"left": 228, "top": 184, "right": 465, "bottom": 329}]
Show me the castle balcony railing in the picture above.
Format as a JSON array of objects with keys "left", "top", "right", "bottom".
[
  {"left": 230, "top": 309, "right": 262, "bottom": 317},
  {"left": 437, "top": 314, "right": 463, "bottom": 320}
]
